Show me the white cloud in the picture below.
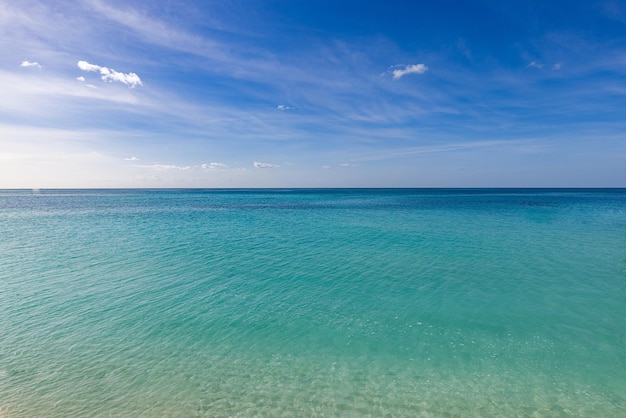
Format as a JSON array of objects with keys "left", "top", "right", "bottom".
[
  {"left": 526, "top": 61, "right": 544, "bottom": 69},
  {"left": 277, "top": 104, "right": 291, "bottom": 111},
  {"left": 77, "top": 61, "right": 100, "bottom": 72},
  {"left": 253, "top": 161, "right": 279, "bottom": 168},
  {"left": 339, "top": 163, "right": 359, "bottom": 167},
  {"left": 20, "top": 60, "right": 42, "bottom": 68},
  {"left": 322, "top": 165, "right": 331, "bottom": 169},
  {"left": 392, "top": 63, "right": 428, "bottom": 79},
  {"left": 202, "top": 162, "right": 227, "bottom": 170},
  {"left": 76, "top": 76, "right": 85, "bottom": 82},
  {"left": 124, "top": 156, "right": 139, "bottom": 161},
  {"left": 138, "top": 164, "right": 190, "bottom": 170},
  {"left": 552, "top": 63, "right": 562, "bottom": 70},
  {"left": 77, "top": 60, "right": 143, "bottom": 87}
]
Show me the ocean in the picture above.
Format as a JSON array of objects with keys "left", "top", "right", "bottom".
[{"left": 1, "top": 189, "right": 625, "bottom": 417}]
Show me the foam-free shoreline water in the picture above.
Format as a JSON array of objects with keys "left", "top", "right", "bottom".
[{"left": 1, "top": 189, "right": 625, "bottom": 416}]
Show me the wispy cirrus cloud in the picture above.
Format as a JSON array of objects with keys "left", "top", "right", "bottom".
[
  {"left": 88, "top": 0, "right": 229, "bottom": 64},
  {"left": 0, "top": 69, "right": 143, "bottom": 124},
  {"left": 526, "top": 61, "right": 563, "bottom": 71},
  {"left": 392, "top": 63, "right": 428, "bottom": 79},
  {"left": 77, "top": 60, "right": 142, "bottom": 87}
]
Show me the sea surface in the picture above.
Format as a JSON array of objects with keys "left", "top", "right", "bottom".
[{"left": 1, "top": 189, "right": 625, "bottom": 417}]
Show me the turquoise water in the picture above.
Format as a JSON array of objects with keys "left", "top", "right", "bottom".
[{"left": 1, "top": 189, "right": 625, "bottom": 417}]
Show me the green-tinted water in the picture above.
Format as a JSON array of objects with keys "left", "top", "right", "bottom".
[{"left": 1, "top": 189, "right": 625, "bottom": 416}]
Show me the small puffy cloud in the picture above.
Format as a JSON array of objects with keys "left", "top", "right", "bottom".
[
  {"left": 253, "top": 161, "right": 279, "bottom": 169},
  {"left": 124, "top": 156, "right": 139, "bottom": 161},
  {"left": 202, "top": 162, "right": 227, "bottom": 170},
  {"left": 277, "top": 104, "right": 292, "bottom": 111},
  {"left": 77, "top": 60, "right": 142, "bottom": 88},
  {"left": 76, "top": 76, "right": 85, "bottom": 82},
  {"left": 77, "top": 61, "right": 101, "bottom": 72},
  {"left": 339, "top": 163, "right": 359, "bottom": 167},
  {"left": 526, "top": 61, "right": 543, "bottom": 69},
  {"left": 322, "top": 165, "right": 331, "bottom": 169},
  {"left": 392, "top": 63, "right": 428, "bottom": 79},
  {"left": 20, "top": 60, "right": 42, "bottom": 68}
]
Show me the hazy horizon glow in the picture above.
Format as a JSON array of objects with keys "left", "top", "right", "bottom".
[{"left": 1, "top": 0, "right": 625, "bottom": 187}]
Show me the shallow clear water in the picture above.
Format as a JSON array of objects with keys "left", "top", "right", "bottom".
[{"left": 1, "top": 189, "right": 625, "bottom": 417}]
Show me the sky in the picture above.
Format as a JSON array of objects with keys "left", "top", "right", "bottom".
[{"left": 1, "top": 0, "right": 625, "bottom": 188}]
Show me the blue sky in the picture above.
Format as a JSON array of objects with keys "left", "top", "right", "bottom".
[{"left": 1, "top": 0, "right": 625, "bottom": 187}]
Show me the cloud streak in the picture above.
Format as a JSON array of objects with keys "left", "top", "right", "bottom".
[
  {"left": 138, "top": 164, "right": 191, "bottom": 170},
  {"left": 20, "top": 60, "right": 41, "bottom": 68},
  {"left": 392, "top": 64, "right": 428, "bottom": 79},
  {"left": 202, "top": 162, "right": 228, "bottom": 170},
  {"left": 77, "top": 60, "right": 142, "bottom": 87},
  {"left": 253, "top": 161, "right": 279, "bottom": 168}
]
